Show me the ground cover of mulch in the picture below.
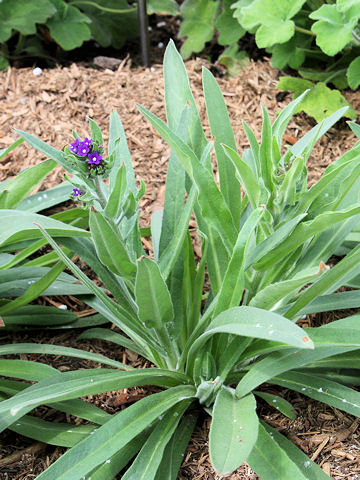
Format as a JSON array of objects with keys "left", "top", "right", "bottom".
[{"left": 1, "top": 53, "right": 360, "bottom": 479}]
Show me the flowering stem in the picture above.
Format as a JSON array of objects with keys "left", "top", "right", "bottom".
[{"left": 93, "top": 176, "right": 108, "bottom": 210}]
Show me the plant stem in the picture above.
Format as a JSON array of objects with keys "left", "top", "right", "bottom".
[
  {"left": 93, "top": 176, "right": 108, "bottom": 210},
  {"left": 295, "top": 26, "right": 316, "bottom": 37},
  {"left": 69, "top": 1, "right": 137, "bottom": 13}
]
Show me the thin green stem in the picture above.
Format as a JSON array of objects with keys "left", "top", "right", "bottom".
[
  {"left": 69, "top": 0, "right": 137, "bottom": 13},
  {"left": 93, "top": 176, "right": 108, "bottom": 210},
  {"left": 352, "top": 30, "right": 360, "bottom": 45},
  {"left": 295, "top": 25, "right": 316, "bottom": 37}
]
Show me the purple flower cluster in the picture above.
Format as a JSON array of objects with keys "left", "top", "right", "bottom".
[{"left": 69, "top": 137, "right": 103, "bottom": 172}]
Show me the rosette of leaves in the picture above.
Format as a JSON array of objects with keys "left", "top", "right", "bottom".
[
  {"left": 3, "top": 41, "right": 360, "bottom": 479},
  {"left": 232, "top": 0, "right": 360, "bottom": 121}
]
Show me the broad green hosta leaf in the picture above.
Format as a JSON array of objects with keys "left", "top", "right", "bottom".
[
  {"left": 33, "top": 386, "right": 195, "bottom": 480},
  {"left": 237, "top": 0, "right": 307, "bottom": 48},
  {"left": 347, "top": 56, "right": 360, "bottom": 90},
  {"left": 272, "top": 371, "right": 360, "bottom": 418},
  {"left": 277, "top": 77, "right": 356, "bottom": 122},
  {"left": 210, "top": 388, "right": 258, "bottom": 474},
  {"left": 0, "top": 210, "right": 89, "bottom": 246},
  {"left": 254, "top": 391, "right": 296, "bottom": 419},
  {"left": 0, "top": 160, "right": 56, "bottom": 209},
  {"left": 310, "top": 4, "right": 360, "bottom": 56},
  {"left": 179, "top": 0, "right": 218, "bottom": 59},
  {"left": 135, "top": 257, "right": 174, "bottom": 329},
  {"left": 47, "top": 0, "right": 91, "bottom": 50},
  {"left": 0, "top": 0, "right": 56, "bottom": 41},
  {"left": 215, "top": 0, "right": 246, "bottom": 46},
  {"left": 89, "top": 211, "right": 136, "bottom": 279},
  {"left": 247, "top": 423, "right": 318, "bottom": 480}
]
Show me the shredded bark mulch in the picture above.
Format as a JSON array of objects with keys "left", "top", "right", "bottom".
[{"left": 1, "top": 54, "right": 360, "bottom": 479}]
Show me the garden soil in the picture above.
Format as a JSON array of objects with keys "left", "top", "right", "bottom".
[{"left": 1, "top": 56, "right": 360, "bottom": 479}]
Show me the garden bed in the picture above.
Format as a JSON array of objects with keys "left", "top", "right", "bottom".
[{"left": 1, "top": 56, "right": 360, "bottom": 479}]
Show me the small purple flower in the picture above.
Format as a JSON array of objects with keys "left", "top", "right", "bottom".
[
  {"left": 83, "top": 137, "right": 92, "bottom": 147},
  {"left": 70, "top": 138, "right": 80, "bottom": 154},
  {"left": 88, "top": 151, "right": 102, "bottom": 165},
  {"left": 72, "top": 188, "right": 82, "bottom": 197},
  {"left": 77, "top": 142, "right": 91, "bottom": 157}
]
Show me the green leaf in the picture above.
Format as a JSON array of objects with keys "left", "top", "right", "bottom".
[
  {"left": 0, "top": 369, "right": 190, "bottom": 430},
  {"left": 80, "top": 0, "right": 138, "bottom": 49},
  {"left": 7, "top": 414, "right": 97, "bottom": 447},
  {"left": 17, "top": 182, "right": 74, "bottom": 213},
  {"left": 247, "top": 423, "right": 309, "bottom": 480},
  {"left": 261, "top": 422, "right": 331, "bottom": 479},
  {"left": 34, "top": 386, "right": 195, "bottom": 480},
  {"left": 0, "top": 343, "right": 128, "bottom": 370},
  {"left": 272, "top": 371, "right": 360, "bottom": 418},
  {"left": 277, "top": 78, "right": 356, "bottom": 122},
  {"left": 122, "top": 402, "right": 190, "bottom": 480},
  {"left": 77, "top": 328, "right": 145, "bottom": 356},
  {"left": 310, "top": 4, "right": 359, "bottom": 56},
  {"left": 347, "top": 56, "right": 360, "bottom": 90},
  {"left": 0, "top": 137, "right": 24, "bottom": 161},
  {"left": 215, "top": 0, "right": 246, "bottom": 46},
  {"left": 187, "top": 306, "right": 314, "bottom": 374},
  {"left": 147, "top": 0, "right": 179, "bottom": 14},
  {"left": 210, "top": 388, "right": 258, "bottom": 474},
  {"left": 156, "top": 412, "right": 198, "bottom": 480},
  {"left": 0, "top": 0, "right": 56, "bottom": 41},
  {"left": 178, "top": 0, "right": 218, "bottom": 59},
  {"left": 203, "top": 67, "right": 241, "bottom": 227},
  {"left": 238, "top": 0, "right": 307, "bottom": 48},
  {"left": 135, "top": 257, "right": 174, "bottom": 329},
  {"left": 337, "top": 0, "right": 360, "bottom": 15},
  {"left": 1, "top": 305, "right": 76, "bottom": 328},
  {"left": 47, "top": 0, "right": 91, "bottom": 50},
  {"left": 218, "top": 45, "right": 250, "bottom": 77},
  {"left": 89, "top": 211, "right": 136, "bottom": 279},
  {"left": 0, "top": 359, "right": 57, "bottom": 381},
  {"left": 0, "top": 159, "right": 56, "bottom": 209},
  {"left": 0, "top": 210, "right": 89, "bottom": 247},
  {"left": 254, "top": 391, "right": 296, "bottom": 419}
]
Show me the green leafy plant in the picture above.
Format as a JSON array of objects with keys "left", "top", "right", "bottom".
[
  {"left": 0, "top": 138, "right": 106, "bottom": 330},
  {"left": 178, "top": 0, "right": 360, "bottom": 121},
  {"left": 0, "top": 0, "right": 178, "bottom": 69},
  {"left": 3, "top": 41, "right": 360, "bottom": 478}
]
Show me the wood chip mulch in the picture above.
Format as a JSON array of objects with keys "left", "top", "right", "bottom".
[{"left": 1, "top": 56, "right": 360, "bottom": 479}]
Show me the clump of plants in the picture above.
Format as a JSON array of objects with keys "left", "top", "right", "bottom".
[
  {"left": 2, "top": 41, "right": 360, "bottom": 479},
  {"left": 179, "top": 0, "right": 360, "bottom": 121},
  {"left": 0, "top": 0, "right": 179, "bottom": 69}
]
